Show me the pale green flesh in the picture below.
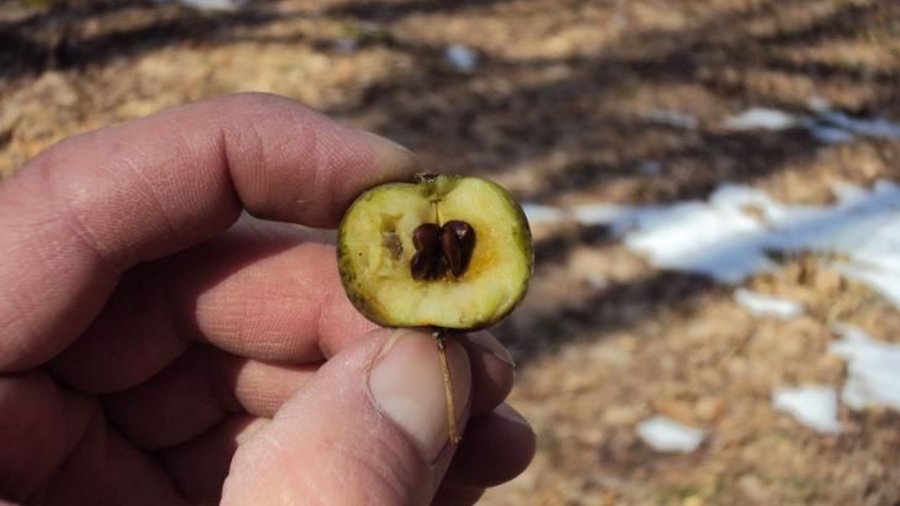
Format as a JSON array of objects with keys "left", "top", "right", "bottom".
[{"left": 339, "top": 176, "right": 533, "bottom": 329}]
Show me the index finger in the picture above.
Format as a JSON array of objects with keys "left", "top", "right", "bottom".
[{"left": 0, "top": 93, "right": 420, "bottom": 371}]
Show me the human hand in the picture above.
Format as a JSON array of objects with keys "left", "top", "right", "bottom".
[{"left": 0, "top": 94, "right": 535, "bottom": 505}]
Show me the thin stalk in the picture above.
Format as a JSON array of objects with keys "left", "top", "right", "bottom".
[{"left": 433, "top": 329, "right": 461, "bottom": 445}]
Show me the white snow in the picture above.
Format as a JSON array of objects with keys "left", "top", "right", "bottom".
[
  {"left": 614, "top": 181, "right": 900, "bottom": 285},
  {"left": 807, "top": 96, "right": 831, "bottom": 113},
  {"left": 522, "top": 203, "right": 567, "bottom": 224},
  {"left": 611, "top": 184, "right": 813, "bottom": 282},
  {"left": 724, "top": 108, "right": 799, "bottom": 131},
  {"left": 723, "top": 105, "right": 900, "bottom": 141},
  {"left": 636, "top": 416, "right": 706, "bottom": 453},
  {"left": 622, "top": 197, "right": 772, "bottom": 283},
  {"left": 172, "top": 0, "right": 245, "bottom": 10},
  {"left": 818, "top": 111, "right": 900, "bottom": 140},
  {"left": 829, "top": 324, "right": 900, "bottom": 412},
  {"left": 524, "top": 180, "right": 900, "bottom": 299},
  {"left": 809, "top": 125, "right": 856, "bottom": 144},
  {"left": 445, "top": 45, "right": 479, "bottom": 73},
  {"left": 734, "top": 289, "right": 804, "bottom": 319},
  {"left": 572, "top": 204, "right": 641, "bottom": 233},
  {"left": 772, "top": 386, "right": 842, "bottom": 434},
  {"left": 645, "top": 109, "right": 699, "bottom": 129}
]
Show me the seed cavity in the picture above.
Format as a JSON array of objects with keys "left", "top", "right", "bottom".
[
  {"left": 382, "top": 231, "right": 403, "bottom": 261},
  {"left": 410, "top": 220, "right": 476, "bottom": 280}
]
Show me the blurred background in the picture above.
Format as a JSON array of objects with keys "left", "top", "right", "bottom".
[{"left": 2, "top": 0, "right": 900, "bottom": 504}]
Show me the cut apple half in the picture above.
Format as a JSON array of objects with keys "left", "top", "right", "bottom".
[{"left": 338, "top": 174, "right": 533, "bottom": 329}]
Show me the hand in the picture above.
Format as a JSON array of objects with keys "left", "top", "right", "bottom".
[{"left": 0, "top": 94, "right": 535, "bottom": 505}]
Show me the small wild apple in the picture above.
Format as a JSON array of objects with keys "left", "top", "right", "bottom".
[{"left": 337, "top": 174, "right": 533, "bottom": 330}]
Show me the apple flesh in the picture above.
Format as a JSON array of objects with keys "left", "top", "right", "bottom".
[{"left": 338, "top": 174, "right": 533, "bottom": 329}]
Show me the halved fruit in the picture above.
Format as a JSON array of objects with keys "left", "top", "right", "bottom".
[{"left": 338, "top": 174, "right": 533, "bottom": 329}]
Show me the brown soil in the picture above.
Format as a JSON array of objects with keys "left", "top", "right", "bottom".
[{"left": 3, "top": 0, "right": 900, "bottom": 504}]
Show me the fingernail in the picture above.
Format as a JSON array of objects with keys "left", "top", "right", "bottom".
[
  {"left": 368, "top": 331, "right": 471, "bottom": 462},
  {"left": 358, "top": 128, "right": 413, "bottom": 153},
  {"left": 359, "top": 130, "right": 422, "bottom": 177},
  {"left": 462, "top": 331, "right": 516, "bottom": 368}
]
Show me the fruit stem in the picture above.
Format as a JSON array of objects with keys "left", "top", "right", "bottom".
[
  {"left": 433, "top": 201, "right": 442, "bottom": 227},
  {"left": 433, "top": 329, "right": 461, "bottom": 445}
]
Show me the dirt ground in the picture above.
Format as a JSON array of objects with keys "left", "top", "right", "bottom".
[{"left": 3, "top": 0, "right": 900, "bottom": 504}]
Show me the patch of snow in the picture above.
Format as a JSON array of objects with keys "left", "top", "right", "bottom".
[
  {"left": 734, "top": 289, "right": 804, "bottom": 319},
  {"left": 818, "top": 111, "right": 900, "bottom": 140},
  {"left": 636, "top": 416, "right": 706, "bottom": 453},
  {"left": 722, "top": 104, "right": 900, "bottom": 142},
  {"left": 771, "top": 182, "right": 900, "bottom": 254},
  {"left": 645, "top": 109, "right": 699, "bottom": 129},
  {"left": 809, "top": 125, "right": 855, "bottom": 144},
  {"left": 617, "top": 179, "right": 900, "bottom": 283},
  {"left": 830, "top": 181, "right": 868, "bottom": 203},
  {"left": 524, "top": 180, "right": 900, "bottom": 292},
  {"left": 173, "top": 0, "right": 245, "bottom": 10},
  {"left": 724, "top": 107, "right": 799, "bottom": 131},
  {"left": 623, "top": 198, "right": 772, "bottom": 283},
  {"left": 807, "top": 96, "right": 831, "bottom": 113},
  {"left": 445, "top": 45, "right": 479, "bottom": 73},
  {"left": 772, "top": 386, "right": 842, "bottom": 434},
  {"left": 521, "top": 203, "right": 566, "bottom": 224},
  {"left": 707, "top": 184, "right": 793, "bottom": 223},
  {"left": 829, "top": 324, "right": 900, "bottom": 412},
  {"left": 572, "top": 204, "right": 643, "bottom": 233},
  {"left": 637, "top": 160, "right": 664, "bottom": 175}
]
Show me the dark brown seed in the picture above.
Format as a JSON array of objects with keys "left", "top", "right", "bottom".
[
  {"left": 445, "top": 221, "right": 475, "bottom": 259},
  {"left": 441, "top": 226, "right": 463, "bottom": 277},
  {"left": 410, "top": 221, "right": 475, "bottom": 280},
  {"left": 431, "top": 253, "right": 449, "bottom": 280},
  {"left": 442, "top": 220, "right": 476, "bottom": 277},
  {"left": 413, "top": 223, "right": 441, "bottom": 253},
  {"left": 411, "top": 223, "right": 442, "bottom": 280},
  {"left": 411, "top": 252, "right": 434, "bottom": 280}
]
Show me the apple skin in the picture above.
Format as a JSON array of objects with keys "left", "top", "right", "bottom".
[{"left": 337, "top": 174, "right": 533, "bottom": 330}]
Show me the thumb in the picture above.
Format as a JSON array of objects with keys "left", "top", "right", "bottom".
[{"left": 221, "top": 329, "right": 472, "bottom": 506}]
